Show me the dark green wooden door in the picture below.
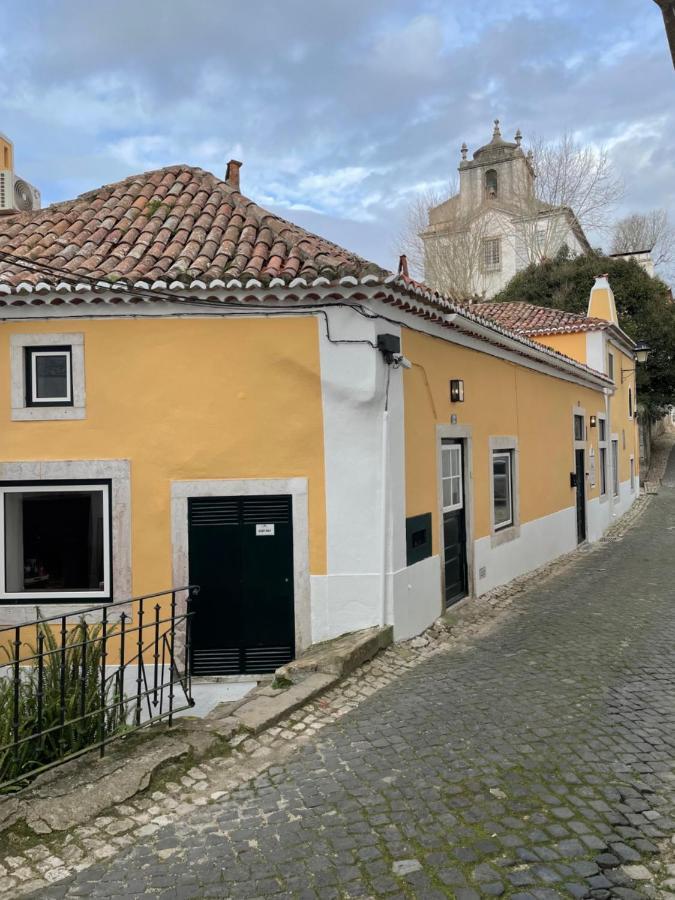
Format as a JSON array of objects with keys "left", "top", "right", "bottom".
[{"left": 188, "top": 495, "right": 295, "bottom": 675}]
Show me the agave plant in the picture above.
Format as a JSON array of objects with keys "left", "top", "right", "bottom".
[{"left": 0, "top": 617, "right": 127, "bottom": 790}]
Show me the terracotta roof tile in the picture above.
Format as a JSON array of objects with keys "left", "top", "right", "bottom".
[
  {"left": 474, "top": 301, "right": 609, "bottom": 335},
  {"left": 0, "top": 164, "right": 386, "bottom": 289}
]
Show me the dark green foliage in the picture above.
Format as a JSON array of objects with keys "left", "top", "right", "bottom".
[
  {"left": 0, "top": 620, "right": 126, "bottom": 790},
  {"left": 494, "top": 252, "right": 675, "bottom": 414}
]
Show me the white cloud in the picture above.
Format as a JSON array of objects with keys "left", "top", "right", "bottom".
[{"left": 0, "top": 0, "right": 670, "bottom": 273}]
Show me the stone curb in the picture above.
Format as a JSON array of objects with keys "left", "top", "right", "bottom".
[
  {"left": 0, "top": 625, "right": 392, "bottom": 842},
  {"left": 203, "top": 625, "right": 394, "bottom": 736}
]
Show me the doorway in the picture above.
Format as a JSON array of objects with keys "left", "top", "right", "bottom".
[
  {"left": 441, "top": 440, "right": 468, "bottom": 606},
  {"left": 188, "top": 494, "right": 295, "bottom": 676},
  {"left": 575, "top": 449, "right": 586, "bottom": 543}
]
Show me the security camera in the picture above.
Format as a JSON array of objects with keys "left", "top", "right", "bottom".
[{"left": 393, "top": 353, "right": 412, "bottom": 370}]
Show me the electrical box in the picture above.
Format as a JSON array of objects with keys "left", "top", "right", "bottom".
[
  {"left": 377, "top": 333, "right": 401, "bottom": 356},
  {"left": 405, "top": 513, "right": 432, "bottom": 566}
]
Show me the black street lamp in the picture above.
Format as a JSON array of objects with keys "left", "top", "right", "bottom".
[{"left": 621, "top": 341, "right": 651, "bottom": 382}]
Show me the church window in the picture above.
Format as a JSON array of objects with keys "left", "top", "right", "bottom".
[
  {"left": 485, "top": 169, "right": 498, "bottom": 198},
  {"left": 483, "top": 238, "right": 501, "bottom": 272}
]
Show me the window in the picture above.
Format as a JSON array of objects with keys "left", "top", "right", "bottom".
[
  {"left": 485, "top": 169, "right": 498, "bottom": 198},
  {"left": 574, "top": 414, "right": 585, "bottom": 441},
  {"left": 612, "top": 440, "right": 619, "bottom": 497},
  {"left": 608, "top": 352, "right": 615, "bottom": 381},
  {"left": 483, "top": 238, "right": 501, "bottom": 272},
  {"left": 628, "top": 387, "right": 633, "bottom": 419},
  {"left": 441, "top": 444, "right": 463, "bottom": 511},
  {"left": 630, "top": 457, "right": 635, "bottom": 492},
  {"left": 598, "top": 417, "right": 608, "bottom": 497},
  {"left": 25, "top": 346, "right": 73, "bottom": 406},
  {"left": 10, "top": 333, "right": 86, "bottom": 421},
  {"left": 0, "top": 483, "right": 111, "bottom": 601},
  {"left": 492, "top": 451, "right": 513, "bottom": 530}
]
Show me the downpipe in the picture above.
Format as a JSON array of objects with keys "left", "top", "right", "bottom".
[{"left": 379, "top": 401, "right": 389, "bottom": 628}]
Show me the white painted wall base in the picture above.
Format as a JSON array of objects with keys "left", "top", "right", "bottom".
[
  {"left": 310, "top": 554, "right": 443, "bottom": 645},
  {"left": 392, "top": 555, "right": 442, "bottom": 641},
  {"left": 474, "top": 505, "right": 577, "bottom": 596},
  {"left": 587, "top": 479, "right": 636, "bottom": 544},
  {"left": 310, "top": 574, "right": 381, "bottom": 644}
]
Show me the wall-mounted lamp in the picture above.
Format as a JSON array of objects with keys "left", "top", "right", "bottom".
[
  {"left": 621, "top": 340, "right": 651, "bottom": 382},
  {"left": 590, "top": 415, "right": 597, "bottom": 428},
  {"left": 450, "top": 379, "right": 464, "bottom": 403}
]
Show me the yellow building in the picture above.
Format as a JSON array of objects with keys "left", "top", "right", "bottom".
[{"left": 0, "top": 163, "right": 640, "bottom": 673}]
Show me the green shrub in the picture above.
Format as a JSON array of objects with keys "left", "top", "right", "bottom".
[{"left": 0, "top": 619, "right": 127, "bottom": 791}]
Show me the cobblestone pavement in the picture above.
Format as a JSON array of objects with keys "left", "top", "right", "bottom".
[{"left": 14, "top": 453, "right": 675, "bottom": 899}]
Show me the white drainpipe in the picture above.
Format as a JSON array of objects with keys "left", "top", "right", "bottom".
[{"left": 379, "top": 401, "right": 389, "bottom": 628}]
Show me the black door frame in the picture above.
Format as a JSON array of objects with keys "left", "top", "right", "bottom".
[
  {"left": 572, "top": 411, "right": 587, "bottom": 545},
  {"left": 575, "top": 448, "right": 587, "bottom": 544},
  {"left": 439, "top": 435, "right": 471, "bottom": 607}
]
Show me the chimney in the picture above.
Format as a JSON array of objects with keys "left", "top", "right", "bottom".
[
  {"left": 398, "top": 254, "right": 409, "bottom": 278},
  {"left": 225, "top": 159, "right": 242, "bottom": 191}
]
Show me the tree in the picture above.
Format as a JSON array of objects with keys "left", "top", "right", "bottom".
[
  {"left": 493, "top": 250, "right": 675, "bottom": 414},
  {"left": 653, "top": 0, "right": 675, "bottom": 68},
  {"left": 528, "top": 134, "right": 624, "bottom": 232},
  {"left": 611, "top": 209, "right": 674, "bottom": 277}
]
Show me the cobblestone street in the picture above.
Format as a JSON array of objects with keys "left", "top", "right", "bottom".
[{"left": 20, "top": 450, "right": 675, "bottom": 898}]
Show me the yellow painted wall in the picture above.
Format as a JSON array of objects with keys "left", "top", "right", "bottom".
[
  {"left": 0, "top": 135, "right": 12, "bottom": 172},
  {"left": 0, "top": 316, "right": 327, "bottom": 619},
  {"left": 402, "top": 328, "right": 608, "bottom": 554},
  {"left": 535, "top": 332, "right": 587, "bottom": 365},
  {"left": 607, "top": 343, "right": 640, "bottom": 482}
]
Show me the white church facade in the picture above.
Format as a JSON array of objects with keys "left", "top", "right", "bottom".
[{"left": 421, "top": 122, "right": 591, "bottom": 299}]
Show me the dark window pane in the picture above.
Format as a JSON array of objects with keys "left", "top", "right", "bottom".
[
  {"left": 574, "top": 415, "right": 584, "bottom": 441},
  {"left": 34, "top": 353, "right": 69, "bottom": 400},
  {"left": 4, "top": 489, "right": 106, "bottom": 594}
]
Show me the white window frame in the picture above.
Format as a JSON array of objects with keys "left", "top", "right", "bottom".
[
  {"left": 441, "top": 444, "right": 463, "bottom": 513},
  {"left": 0, "top": 482, "right": 111, "bottom": 601},
  {"left": 10, "top": 333, "right": 86, "bottom": 421},
  {"left": 489, "top": 436, "right": 519, "bottom": 547},
  {"left": 492, "top": 451, "right": 514, "bottom": 530},
  {"left": 29, "top": 348, "right": 73, "bottom": 404}
]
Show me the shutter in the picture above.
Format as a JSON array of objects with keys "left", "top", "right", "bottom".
[
  {"left": 241, "top": 495, "right": 291, "bottom": 525},
  {"left": 188, "top": 498, "right": 240, "bottom": 526}
]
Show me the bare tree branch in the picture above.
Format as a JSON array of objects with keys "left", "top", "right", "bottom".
[
  {"left": 611, "top": 209, "right": 675, "bottom": 270},
  {"left": 528, "top": 133, "right": 624, "bottom": 231}
]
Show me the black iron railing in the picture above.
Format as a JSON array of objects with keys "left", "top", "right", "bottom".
[{"left": 0, "top": 586, "right": 198, "bottom": 792}]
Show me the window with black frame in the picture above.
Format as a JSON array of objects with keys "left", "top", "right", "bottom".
[{"left": 24, "top": 346, "right": 73, "bottom": 407}]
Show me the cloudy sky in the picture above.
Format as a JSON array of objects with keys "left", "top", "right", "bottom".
[{"left": 0, "top": 1, "right": 672, "bottom": 272}]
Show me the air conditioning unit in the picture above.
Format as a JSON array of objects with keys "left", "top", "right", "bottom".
[{"left": 0, "top": 170, "right": 41, "bottom": 213}]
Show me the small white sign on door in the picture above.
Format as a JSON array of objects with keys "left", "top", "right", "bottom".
[{"left": 256, "top": 523, "right": 275, "bottom": 536}]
